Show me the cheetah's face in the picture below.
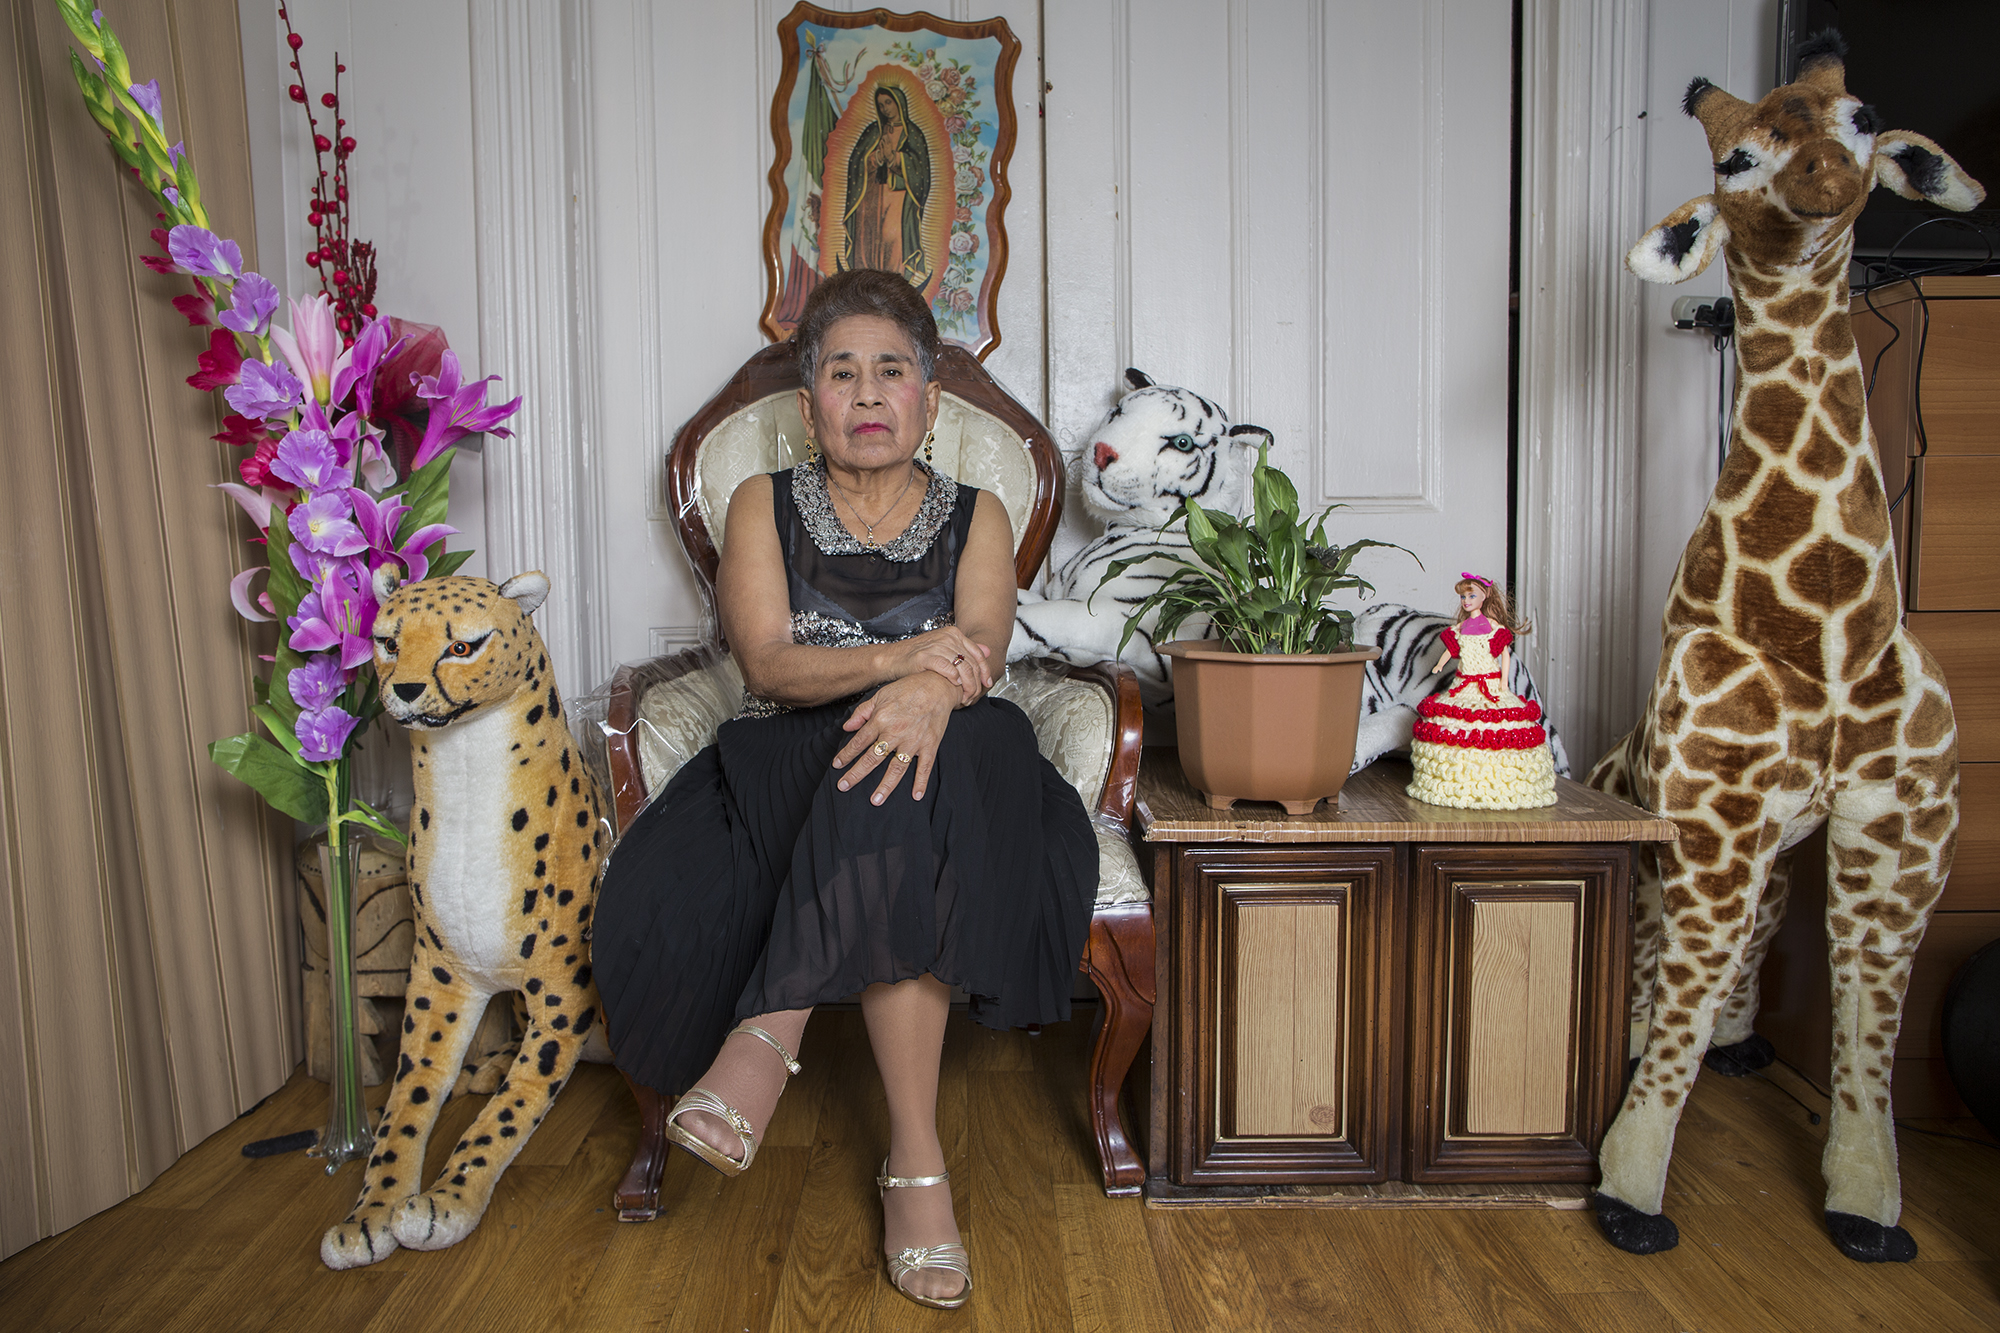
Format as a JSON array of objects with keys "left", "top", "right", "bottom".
[{"left": 372, "top": 572, "right": 550, "bottom": 729}]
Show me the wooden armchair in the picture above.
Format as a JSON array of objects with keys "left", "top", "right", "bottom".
[{"left": 606, "top": 341, "right": 1154, "bottom": 1212}]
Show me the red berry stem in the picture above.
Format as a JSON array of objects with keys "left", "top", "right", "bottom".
[{"left": 277, "top": 7, "right": 378, "bottom": 350}]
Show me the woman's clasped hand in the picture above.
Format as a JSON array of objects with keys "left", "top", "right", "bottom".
[{"left": 834, "top": 629, "right": 993, "bottom": 804}]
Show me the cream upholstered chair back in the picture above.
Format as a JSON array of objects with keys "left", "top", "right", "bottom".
[{"left": 667, "top": 341, "right": 1063, "bottom": 595}]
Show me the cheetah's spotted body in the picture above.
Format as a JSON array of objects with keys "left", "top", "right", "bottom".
[{"left": 320, "top": 571, "right": 611, "bottom": 1269}]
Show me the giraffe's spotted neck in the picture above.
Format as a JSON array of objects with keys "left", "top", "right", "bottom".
[{"left": 1663, "top": 230, "right": 1902, "bottom": 681}]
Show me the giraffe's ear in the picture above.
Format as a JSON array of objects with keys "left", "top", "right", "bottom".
[
  {"left": 1628, "top": 196, "right": 1729, "bottom": 285},
  {"left": 1873, "top": 131, "right": 1986, "bottom": 212}
]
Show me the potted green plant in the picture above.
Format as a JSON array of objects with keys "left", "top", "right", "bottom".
[{"left": 1102, "top": 444, "right": 1415, "bottom": 813}]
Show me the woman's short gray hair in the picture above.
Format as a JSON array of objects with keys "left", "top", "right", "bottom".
[{"left": 794, "top": 269, "right": 941, "bottom": 386}]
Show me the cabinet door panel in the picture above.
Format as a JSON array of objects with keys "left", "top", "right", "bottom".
[
  {"left": 1172, "top": 845, "right": 1402, "bottom": 1184},
  {"left": 1407, "top": 846, "right": 1631, "bottom": 1182}
]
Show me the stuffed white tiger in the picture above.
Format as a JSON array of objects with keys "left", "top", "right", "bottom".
[{"left": 1009, "top": 369, "right": 1265, "bottom": 707}]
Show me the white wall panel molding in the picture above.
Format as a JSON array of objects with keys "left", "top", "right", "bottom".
[
  {"left": 1311, "top": 0, "right": 1448, "bottom": 515},
  {"left": 649, "top": 627, "right": 708, "bottom": 658},
  {"left": 1516, "top": 0, "right": 1650, "bottom": 766},
  {"left": 469, "top": 0, "right": 609, "bottom": 691}
]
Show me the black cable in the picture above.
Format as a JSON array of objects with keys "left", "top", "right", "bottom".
[
  {"left": 1855, "top": 217, "right": 1999, "bottom": 516},
  {"left": 1763, "top": 1051, "right": 1999, "bottom": 1150}
]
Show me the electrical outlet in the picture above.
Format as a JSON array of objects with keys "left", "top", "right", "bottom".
[{"left": 1672, "top": 296, "right": 1734, "bottom": 331}]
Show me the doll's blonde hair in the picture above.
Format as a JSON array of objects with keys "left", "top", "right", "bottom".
[{"left": 1454, "top": 576, "right": 1531, "bottom": 635}]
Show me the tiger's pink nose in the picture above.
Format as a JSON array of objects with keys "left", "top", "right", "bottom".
[{"left": 1093, "top": 442, "right": 1118, "bottom": 470}]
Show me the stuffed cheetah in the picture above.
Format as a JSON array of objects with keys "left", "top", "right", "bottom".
[{"left": 320, "top": 570, "right": 612, "bottom": 1269}]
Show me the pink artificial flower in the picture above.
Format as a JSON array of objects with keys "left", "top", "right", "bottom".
[
  {"left": 186, "top": 328, "right": 245, "bottom": 392},
  {"left": 271, "top": 293, "right": 341, "bottom": 404}
]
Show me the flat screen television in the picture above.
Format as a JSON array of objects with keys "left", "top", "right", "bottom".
[{"left": 1778, "top": 0, "right": 2000, "bottom": 261}]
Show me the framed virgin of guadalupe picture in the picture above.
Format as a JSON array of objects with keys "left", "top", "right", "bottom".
[{"left": 761, "top": 4, "right": 1019, "bottom": 359}]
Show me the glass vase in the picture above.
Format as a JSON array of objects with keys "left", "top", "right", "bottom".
[{"left": 312, "top": 790, "right": 374, "bottom": 1172}]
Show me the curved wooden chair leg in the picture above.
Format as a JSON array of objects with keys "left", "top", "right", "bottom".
[
  {"left": 614, "top": 1072, "right": 669, "bottom": 1221},
  {"left": 1082, "top": 903, "right": 1156, "bottom": 1196}
]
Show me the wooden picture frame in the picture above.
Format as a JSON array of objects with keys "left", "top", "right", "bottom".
[{"left": 761, "top": 4, "right": 1018, "bottom": 360}]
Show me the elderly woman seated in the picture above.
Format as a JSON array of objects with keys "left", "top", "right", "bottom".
[{"left": 594, "top": 269, "right": 1097, "bottom": 1310}]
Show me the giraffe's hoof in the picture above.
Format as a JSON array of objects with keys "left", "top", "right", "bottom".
[
  {"left": 1592, "top": 1192, "right": 1680, "bottom": 1254},
  {"left": 1702, "top": 1033, "right": 1776, "bottom": 1078},
  {"left": 1824, "top": 1212, "right": 1918, "bottom": 1263}
]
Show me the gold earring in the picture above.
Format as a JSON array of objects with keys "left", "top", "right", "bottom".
[
  {"left": 923, "top": 429, "right": 935, "bottom": 465},
  {"left": 804, "top": 433, "right": 818, "bottom": 463}
]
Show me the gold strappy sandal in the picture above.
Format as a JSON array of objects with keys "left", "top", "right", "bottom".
[
  {"left": 664, "top": 1023, "right": 800, "bottom": 1178},
  {"left": 878, "top": 1159, "right": 972, "bottom": 1310}
]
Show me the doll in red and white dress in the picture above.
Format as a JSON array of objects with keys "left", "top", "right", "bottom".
[{"left": 1406, "top": 574, "right": 1556, "bottom": 810}]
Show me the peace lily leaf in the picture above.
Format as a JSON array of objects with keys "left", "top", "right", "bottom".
[{"left": 1115, "top": 438, "right": 1418, "bottom": 655}]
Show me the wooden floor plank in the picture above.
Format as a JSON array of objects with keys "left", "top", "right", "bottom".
[
  {"left": 1053, "top": 1184, "right": 1171, "bottom": 1333},
  {"left": 1415, "top": 1211, "right": 1581, "bottom": 1333},
  {"left": 664, "top": 1145, "right": 809, "bottom": 1333},
  {"left": 964, "top": 1070, "right": 1071, "bottom": 1333},
  {"left": 1340, "top": 1212, "right": 1484, "bottom": 1333},
  {"left": 1152, "top": 1209, "right": 1284, "bottom": 1332},
  {"left": 771, "top": 1020, "right": 892, "bottom": 1333},
  {"left": 1554, "top": 1289, "right": 1682, "bottom": 1333},
  {"left": 4, "top": 1010, "right": 1998, "bottom": 1333}
]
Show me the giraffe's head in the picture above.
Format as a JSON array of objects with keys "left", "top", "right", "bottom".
[{"left": 1628, "top": 30, "right": 1983, "bottom": 283}]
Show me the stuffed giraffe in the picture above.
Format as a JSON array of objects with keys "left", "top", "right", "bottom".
[{"left": 1586, "top": 30, "right": 1980, "bottom": 1263}]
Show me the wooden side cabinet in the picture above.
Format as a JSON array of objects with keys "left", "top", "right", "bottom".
[{"left": 1141, "top": 756, "right": 1671, "bottom": 1192}]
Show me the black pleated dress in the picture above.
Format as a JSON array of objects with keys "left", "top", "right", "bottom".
[{"left": 594, "top": 460, "right": 1097, "bottom": 1098}]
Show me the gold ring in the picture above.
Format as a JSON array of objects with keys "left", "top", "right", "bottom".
[
  {"left": 895, "top": 752, "right": 914, "bottom": 764},
  {"left": 872, "top": 740, "right": 890, "bottom": 757},
  {"left": 952, "top": 654, "right": 964, "bottom": 665}
]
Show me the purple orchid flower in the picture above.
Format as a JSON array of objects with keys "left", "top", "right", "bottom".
[
  {"left": 411, "top": 350, "right": 522, "bottom": 470},
  {"left": 289, "top": 490, "right": 369, "bottom": 557},
  {"left": 163, "top": 186, "right": 180, "bottom": 207},
  {"left": 223, "top": 358, "right": 303, "bottom": 420},
  {"left": 129, "top": 80, "right": 163, "bottom": 128},
  {"left": 270, "top": 429, "right": 349, "bottom": 493},
  {"left": 218, "top": 272, "right": 280, "bottom": 338},
  {"left": 288, "top": 653, "right": 347, "bottom": 714},
  {"left": 166, "top": 224, "right": 242, "bottom": 279},
  {"left": 169, "top": 141, "right": 185, "bottom": 168},
  {"left": 296, "top": 705, "right": 360, "bottom": 763},
  {"left": 288, "top": 561, "right": 377, "bottom": 671},
  {"left": 331, "top": 316, "right": 405, "bottom": 417},
  {"left": 350, "top": 489, "right": 457, "bottom": 582}
]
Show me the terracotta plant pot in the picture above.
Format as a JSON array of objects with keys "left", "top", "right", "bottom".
[{"left": 1161, "top": 640, "right": 1382, "bottom": 814}]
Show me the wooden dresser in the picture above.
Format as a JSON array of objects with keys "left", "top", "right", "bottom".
[
  {"left": 1137, "top": 755, "right": 1674, "bottom": 1194},
  {"left": 1760, "top": 275, "right": 2000, "bottom": 1117}
]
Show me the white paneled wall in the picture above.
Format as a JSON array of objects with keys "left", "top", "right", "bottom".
[
  {"left": 1045, "top": 0, "right": 1514, "bottom": 603},
  {"left": 238, "top": 0, "right": 1765, "bottom": 761},
  {"left": 245, "top": 0, "right": 1042, "bottom": 693}
]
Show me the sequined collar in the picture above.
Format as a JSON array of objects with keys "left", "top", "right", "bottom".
[{"left": 793, "top": 456, "right": 958, "bottom": 561}]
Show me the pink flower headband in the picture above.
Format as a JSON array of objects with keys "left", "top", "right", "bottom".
[{"left": 1459, "top": 572, "right": 1493, "bottom": 587}]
